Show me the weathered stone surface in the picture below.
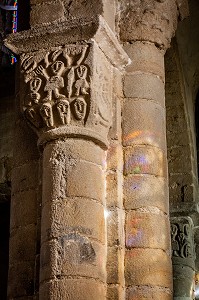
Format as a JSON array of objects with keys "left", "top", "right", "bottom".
[
  {"left": 12, "top": 119, "right": 39, "bottom": 166},
  {"left": 41, "top": 197, "right": 105, "bottom": 244},
  {"left": 126, "top": 286, "right": 172, "bottom": 300},
  {"left": 124, "top": 145, "right": 167, "bottom": 177},
  {"left": 173, "top": 266, "right": 195, "bottom": 298},
  {"left": 123, "top": 98, "right": 166, "bottom": 149},
  {"left": 124, "top": 74, "right": 165, "bottom": 106},
  {"left": 40, "top": 239, "right": 106, "bottom": 282},
  {"left": 10, "top": 190, "right": 37, "bottom": 228},
  {"left": 107, "top": 285, "right": 122, "bottom": 300},
  {"left": 125, "top": 248, "right": 172, "bottom": 288},
  {"left": 9, "top": 224, "right": 37, "bottom": 262},
  {"left": 124, "top": 42, "right": 165, "bottom": 81},
  {"left": 107, "top": 246, "right": 120, "bottom": 284},
  {"left": 43, "top": 139, "right": 105, "bottom": 167},
  {"left": 126, "top": 211, "right": 170, "bottom": 250},
  {"left": 106, "top": 208, "right": 124, "bottom": 247},
  {"left": 119, "top": 0, "right": 179, "bottom": 49},
  {"left": 11, "top": 161, "right": 39, "bottom": 194},
  {"left": 106, "top": 171, "right": 123, "bottom": 208},
  {"left": 107, "top": 141, "right": 123, "bottom": 172},
  {"left": 39, "top": 278, "right": 106, "bottom": 300},
  {"left": 123, "top": 174, "right": 169, "bottom": 213},
  {"left": 30, "top": 1, "right": 65, "bottom": 27},
  {"left": 7, "top": 261, "right": 35, "bottom": 298},
  {"left": 42, "top": 157, "right": 105, "bottom": 204}
]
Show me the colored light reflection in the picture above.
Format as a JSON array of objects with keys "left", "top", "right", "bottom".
[
  {"left": 12, "top": 1, "right": 17, "bottom": 34},
  {"left": 126, "top": 154, "right": 150, "bottom": 174},
  {"left": 123, "top": 130, "right": 160, "bottom": 146},
  {"left": 126, "top": 218, "right": 143, "bottom": 248}
]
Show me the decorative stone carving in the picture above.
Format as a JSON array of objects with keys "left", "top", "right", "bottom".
[
  {"left": 21, "top": 45, "right": 90, "bottom": 129},
  {"left": 19, "top": 42, "right": 116, "bottom": 148},
  {"left": 171, "top": 217, "right": 195, "bottom": 266},
  {"left": 119, "top": 0, "right": 188, "bottom": 50},
  {"left": 6, "top": 17, "right": 130, "bottom": 149}
]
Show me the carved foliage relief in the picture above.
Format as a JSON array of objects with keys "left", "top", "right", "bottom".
[
  {"left": 20, "top": 45, "right": 90, "bottom": 129},
  {"left": 171, "top": 219, "right": 195, "bottom": 260}
]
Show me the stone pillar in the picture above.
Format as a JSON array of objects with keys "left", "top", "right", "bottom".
[
  {"left": 7, "top": 75, "right": 41, "bottom": 299},
  {"left": 5, "top": 16, "right": 129, "bottom": 299},
  {"left": 171, "top": 217, "right": 195, "bottom": 300},
  {"left": 119, "top": 0, "right": 188, "bottom": 299}
]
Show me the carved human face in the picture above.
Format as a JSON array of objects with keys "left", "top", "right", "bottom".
[
  {"left": 77, "top": 65, "right": 87, "bottom": 78},
  {"left": 30, "top": 77, "right": 42, "bottom": 92},
  {"left": 40, "top": 104, "right": 51, "bottom": 117},
  {"left": 51, "top": 61, "right": 64, "bottom": 74},
  {"left": 57, "top": 101, "right": 69, "bottom": 113}
]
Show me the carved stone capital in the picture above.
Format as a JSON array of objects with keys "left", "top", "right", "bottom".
[
  {"left": 5, "top": 17, "right": 130, "bottom": 149},
  {"left": 119, "top": 0, "right": 189, "bottom": 50},
  {"left": 171, "top": 217, "right": 195, "bottom": 268}
]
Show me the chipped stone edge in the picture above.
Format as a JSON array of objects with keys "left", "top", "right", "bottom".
[{"left": 4, "top": 15, "right": 130, "bottom": 70}]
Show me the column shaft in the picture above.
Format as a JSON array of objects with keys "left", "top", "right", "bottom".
[
  {"left": 39, "top": 139, "right": 107, "bottom": 299},
  {"left": 123, "top": 42, "right": 172, "bottom": 300},
  {"left": 8, "top": 118, "right": 40, "bottom": 300}
]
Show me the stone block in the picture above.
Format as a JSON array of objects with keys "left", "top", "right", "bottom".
[
  {"left": 41, "top": 197, "right": 105, "bottom": 244},
  {"left": 11, "top": 161, "right": 39, "bottom": 194},
  {"left": 106, "top": 208, "right": 124, "bottom": 247},
  {"left": 40, "top": 239, "right": 106, "bottom": 282},
  {"left": 62, "top": 0, "right": 103, "bottom": 20},
  {"left": 107, "top": 246, "right": 119, "bottom": 284},
  {"left": 42, "top": 158, "right": 105, "bottom": 204},
  {"left": 173, "top": 269, "right": 194, "bottom": 298},
  {"left": 124, "top": 42, "right": 165, "bottom": 81},
  {"left": 13, "top": 119, "right": 39, "bottom": 166},
  {"left": 30, "top": 1, "right": 64, "bottom": 27},
  {"left": 125, "top": 248, "right": 172, "bottom": 288},
  {"left": 125, "top": 210, "right": 170, "bottom": 250},
  {"left": 124, "top": 73, "right": 165, "bottom": 107},
  {"left": 124, "top": 145, "right": 167, "bottom": 177},
  {"left": 123, "top": 174, "right": 169, "bottom": 213},
  {"left": 39, "top": 278, "right": 106, "bottom": 300},
  {"left": 169, "top": 173, "right": 194, "bottom": 205},
  {"left": 126, "top": 286, "right": 172, "bottom": 300},
  {"left": 107, "top": 246, "right": 124, "bottom": 284},
  {"left": 9, "top": 224, "right": 36, "bottom": 262},
  {"left": 109, "top": 96, "right": 122, "bottom": 141},
  {"left": 167, "top": 146, "right": 192, "bottom": 174},
  {"left": 107, "top": 141, "right": 123, "bottom": 171},
  {"left": 106, "top": 171, "right": 123, "bottom": 208},
  {"left": 102, "top": 0, "right": 116, "bottom": 31},
  {"left": 107, "top": 285, "right": 123, "bottom": 300},
  {"left": 7, "top": 261, "right": 35, "bottom": 298},
  {"left": 123, "top": 98, "right": 166, "bottom": 150},
  {"left": 10, "top": 190, "right": 37, "bottom": 229},
  {"left": 44, "top": 139, "right": 105, "bottom": 168}
]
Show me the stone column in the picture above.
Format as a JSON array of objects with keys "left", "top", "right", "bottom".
[
  {"left": 5, "top": 16, "right": 129, "bottom": 300},
  {"left": 7, "top": 74, "right": 41, "bottom": 299},
  {"left": 171, "top": 217, "right": 195, "bottom": 300},
  {"left": 119, "top": 0, "right": 188, "bottom": 299}
]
